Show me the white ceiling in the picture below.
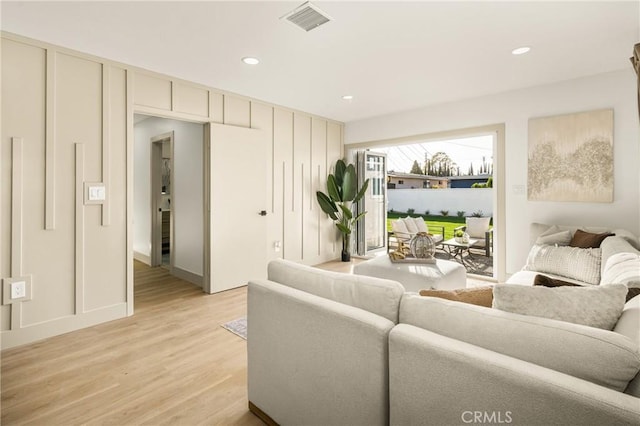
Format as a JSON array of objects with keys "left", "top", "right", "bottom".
[{"left": 2, "top": 1, "right": 638, "bottom": 123}]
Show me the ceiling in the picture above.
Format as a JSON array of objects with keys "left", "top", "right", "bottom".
[{"left": 2, "top": 1, "right": 638, "bottom": 123}]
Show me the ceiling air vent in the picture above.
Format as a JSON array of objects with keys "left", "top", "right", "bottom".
[{"left": 281, "top": 2, "right": 332, "bottom": 32}]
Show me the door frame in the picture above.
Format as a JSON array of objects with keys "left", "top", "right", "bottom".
[
  {"left": 127, "top": 106, "right": 212, "bottom": 316},
  {"left": 346, "top": 123, "right": 506, "bottom": 282},
  {"left": 150, "top": 131, "right": 174, "bottom": 269}
]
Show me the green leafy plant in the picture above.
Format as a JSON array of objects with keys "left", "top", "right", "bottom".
[
  {"left": 455, "top": 229, "right": 465, "bottom": 238},
  {"left": 471, "top": 210, "right": 484, "bottom": 217},
  {"left": 457, "top": 210, "right": 465, "bottom": 218},
  {"left": 440, "top": 210, "right": 449, "bottom": 217},
  {"left": 316, "top": 159, "right": 369, "bottom": 261},
  {"left": 424, "top": 209, "right": 430, "bottom": 215},
  {"left": 407, "top": 208, "right": 415, "bottom": 215}
]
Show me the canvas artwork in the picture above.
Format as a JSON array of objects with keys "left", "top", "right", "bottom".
[{"left": 527, "top": 109, "right": 613, "bottom": 202}]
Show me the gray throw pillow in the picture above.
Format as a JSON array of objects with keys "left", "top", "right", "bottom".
[
  {"left": 492, "top": 283, "right": 627, "bottom": 330},
  {"left": 523, "top": 244, "right": 601, "bottom": 285}
]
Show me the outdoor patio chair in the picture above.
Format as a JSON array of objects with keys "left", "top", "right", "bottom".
[
  {"left": 454, "top": 217, "right": 493, "bottom": 257},
  {"left": 387, "top": 217, "right": 444, "bottom": 253}
]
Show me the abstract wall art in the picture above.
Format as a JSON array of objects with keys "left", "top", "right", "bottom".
[{"left": 528, "top": 109, "right": 613, "bottom": 202}]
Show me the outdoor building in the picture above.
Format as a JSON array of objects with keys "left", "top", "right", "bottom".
[
  {"left": 387, "top": 172, "right": 448, "bottom": 189},
  {"left": 448, "top": 174, "right": 493, "bottom": 188}
]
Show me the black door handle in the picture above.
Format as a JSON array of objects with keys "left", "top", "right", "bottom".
[{"left": 259, "top": 210, "right": 267, "bottom": 216}]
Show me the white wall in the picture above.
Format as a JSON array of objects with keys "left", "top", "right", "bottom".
[
  {"left": 346, "top": 69, "right": 640, "bottom": 274},
  {"left": 134, "top": 116, "right": 204, "bottom": 276},
  {"left": 389, "top": 188, "right": 493, "bottom": 217}
]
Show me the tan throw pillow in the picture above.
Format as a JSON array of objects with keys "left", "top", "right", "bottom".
[
  {"left": 493, "top": 283, "right": 627, "bottom": 330},
  {"left": 570, "top": 229, "right": 615, "bottom": 248},
  {"left": 419, "top": 286, "right": 493, "bottom": 308}
]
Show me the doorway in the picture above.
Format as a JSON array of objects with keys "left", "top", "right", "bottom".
[
  {"left": 347, "top": 124, "right": 505, "bottom": 282},
  {"left": 150, "top": 131, "right": 173, "bottom": 268},
  {"left": 133, "top": 115, "right": 205, "bottom": 288}
]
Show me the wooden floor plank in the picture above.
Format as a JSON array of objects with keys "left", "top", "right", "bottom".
[
  {"left": 2, "top": 257, "right": 481, "bottom": 425},
  {"left": 1, "top": 261, "right": 262, "bottom": 426}
]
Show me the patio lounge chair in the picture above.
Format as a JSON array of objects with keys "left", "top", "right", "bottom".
[
  {"left": 387, "top": 217, "right": 444, "bottom": 252},
  {"left": 454, "top": 217, "right": 493, "bottom": 257}
]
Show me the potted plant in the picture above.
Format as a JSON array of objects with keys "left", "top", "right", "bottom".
[{"left": 316, "top": 159, "right": 369, "bottom": 262}]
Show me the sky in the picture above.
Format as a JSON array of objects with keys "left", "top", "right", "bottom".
[{"left": 373, "top": 135, "right": 494, "bottom": 175}]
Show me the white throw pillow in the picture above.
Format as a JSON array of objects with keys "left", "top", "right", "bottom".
[
  {"left": 391, "top": 219, "right": 410, "bottom": 241},
  {"left": 465, "top": 217, "right": 490, "bottom": 238},
  {"left": 493, "top": 283, "right": 627, "bottom": 330},
  {"left": 412, "top": 217, "right": 429, "bottom": 234},
  {"left": 403, "top": 216, "right": 419, "bottom": 234},
  {"left": 536, "top": 230, "right": 572, "bottom": 246},
  {"left": 523, "top": 244, "right": 601, "bottom": 285}
]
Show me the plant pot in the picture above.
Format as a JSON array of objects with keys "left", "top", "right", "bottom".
[{"left": 341, "top": 233, "right": 352, "bottom": 262}]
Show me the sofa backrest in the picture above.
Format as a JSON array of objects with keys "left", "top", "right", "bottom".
[
  {"left": 400, "top": 294, "right": 640, "bottom": 393},
  {"left": 600, "top": 236, "right": 640, "bottom": 286},
  {"left": 267, "top": 259, "right": 405, "bottom": 323},
  {"left": 530, "top": 223, "right": 640, "bottom": 250}
]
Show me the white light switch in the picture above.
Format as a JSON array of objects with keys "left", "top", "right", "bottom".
[
  {"left": 512, "top": 184, "right": 525, "bottom": 195},
  {"left": 88, "top": 185, "right": 106, "bottom": 201}
]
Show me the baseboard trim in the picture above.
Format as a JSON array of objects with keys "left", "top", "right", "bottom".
[
  {"left": 133, "top": 250, "right": 151, "bottom": 266},
  {"left": 248, "top": 401, "right": 279, "bottom": 426},
  {"left": 172, "top": 266, "right": 203, "bottom": 287},
  {"left": 1, "top": 302, "right": 128, "bottom": 350}
]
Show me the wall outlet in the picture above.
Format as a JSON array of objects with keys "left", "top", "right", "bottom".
[
  {"left": 11, "top": 281, "right": 26, "bottom": 299},
  {"left": 3, "top": 276, "right": 32, "bottom": 305}
]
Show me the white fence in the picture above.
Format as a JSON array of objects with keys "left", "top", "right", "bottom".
[{"left": 387, "top": 188, "right": 493, "bottom": 217}]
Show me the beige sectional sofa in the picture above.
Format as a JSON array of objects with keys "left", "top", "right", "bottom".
[{"left": 248, "top": 240, "right": 640, "bottom": 425}]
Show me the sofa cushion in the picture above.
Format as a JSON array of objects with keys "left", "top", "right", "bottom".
[
  {"left": 403, "top": 216, "right": 419, "bottom": 234},
  {"left": 600, "top": 236, "right": 640, "bottom": 279},
  {"left": 267, "top": 259, "right": 405, "bottom": 323},
  {"left": 602, "top": 252, "right": 640, "bottom": 287},
  {"left": 465, "top": 217, "right": 490, "bottom": 239},
  {"left": 530, "top": 223, "right": 640, "bottom": 251},
  {"left": 570, "top": 229, "right": 615, "bottom": 248},
  {"left": 391, "top": 219, "right": 410, "bottom": 241},
  {"left": 523, "top": 244, "right": 601, "bottom": 285},
  {"left": 614, "top": 297, "right": 640, "bottom": 397},
  {"left": 412, "top": 217, "right": 428, "bottom": 234},
  {"left": 506, "top": 270, "right": 586, "bottom": 286},
  {"left": 492, "top": 284, "right": 627, "bottom": 330},
  {"left": 533, "top": 274, "right": 579, "bottom": 287},
  {"left": 535, "top": 229, "right": 572, "bottom": 246},
  {"left": 399, "top": 294, "right": 640, "bottom": 392},
  {"left": 535, "top": 274, "right": 640, "bottom": 302},
  {"left": 419, "top": 286, "right": 493, "bottom": 308}
]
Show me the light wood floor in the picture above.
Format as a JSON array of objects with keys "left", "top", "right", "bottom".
[
  {"left": 1, "top": 261, "right": 263, "bottom": 426},
  {"left": 1, "top": 258, "right": 490, "bottom": 425}
]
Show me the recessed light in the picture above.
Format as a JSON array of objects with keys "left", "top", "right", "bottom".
[
  {"left": 511, "top": 46, "right": 531, "bottom": 55},
  {"left": 342, "top": 95, "right": 353, "bottom": 100},
  {"left": 242, "top": 57, "right": 260, "bottom": 65}
]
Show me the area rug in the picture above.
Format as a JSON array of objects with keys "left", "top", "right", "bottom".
[{"left": 221, "top": 317, "right": 247, "bottom": 340}]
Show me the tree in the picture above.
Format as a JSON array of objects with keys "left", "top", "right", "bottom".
[
  {"left": 410, "top": 160, "right": 424, "bottom": 174},
  {"left": 427, "top": 152, "right": 455, "bottom": 177}
]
